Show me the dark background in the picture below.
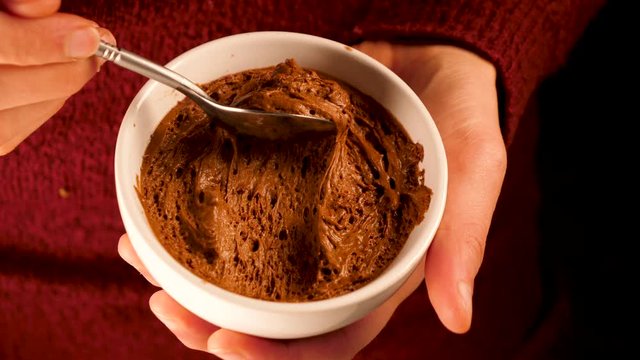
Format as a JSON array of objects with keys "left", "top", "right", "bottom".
[{"left": 538, "top": 0, "right": 634, "bottom": 357}]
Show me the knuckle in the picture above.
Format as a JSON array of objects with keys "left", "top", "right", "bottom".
[
  {"left": 479, "top": 140, "right": 507, "bottom": 173},
  {"left": 445, "top": 220, "right": 487, "bottom": 263},
  {"left": 463, "top": 230, "right": 487, "bottom": 261},
  {"left": 0, "top": 16, "right": 31, "bottom": 65},
  {"left": 437, "top": 223, "right": 488, "bottom": 272},
  {"left": 466, "top": 137, "right": 507, "bottom": 177}
]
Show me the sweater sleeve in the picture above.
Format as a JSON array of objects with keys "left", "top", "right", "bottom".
[{"left": 353, "top": 0, "right": 605, "bottom": 144}]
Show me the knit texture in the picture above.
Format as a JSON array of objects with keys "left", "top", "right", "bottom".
[
  {"left": 357, "top": 0, "right": 605, "bottom": 144},
  {"left": 1, "top": 0, "right": 603, "bottom": 358}
]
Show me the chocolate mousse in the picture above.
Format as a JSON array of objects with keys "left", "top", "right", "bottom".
[{"left": 138, "top": 59, "right": 431, "bottom": 301}]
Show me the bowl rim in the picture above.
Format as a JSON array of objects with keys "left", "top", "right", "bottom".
[{"left": 115, "top": 31, "right": 448, "bottom": 314}]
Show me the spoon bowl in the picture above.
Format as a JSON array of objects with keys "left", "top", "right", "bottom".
[{"left": 95, "top": 41, "right": 334, "bottom": 140}]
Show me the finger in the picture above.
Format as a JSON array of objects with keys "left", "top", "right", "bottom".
[
  {"left": 208, "top": 258, "right": 425, "bottom": 360},
  {"left": 91, "top": 27, "right": 116, "bottom": 70},
  {"left": 149, "top": 290, "right": 221, "bottom": 352},
  {"left": 417, "top": 49, "right": 506, "bottom": 333},
  {"left": 117, "top": 234, "right": 160, "bottom": 287},
  {"left": 0, "top": 12, "right": 101, "bottom": 65},
  {"left": 0, "top": 57, "right": 103, "bottom": 110},
  {"left": 425, "top": 137, "right": 505, "bottom": 333},
  {"left": 0, "top": 97, "right": 66, "bottom": 155},
  {"left": 208, "top": 304, "right": 393, "bottom": 360},
  {"left": 95, "top": 27, "right": 117, "bottom": 54},
  {"left": 353, "top": 41, "right": 394, "bottom": 68},
  {"left": 1, "top": 0, "right": 60, "bottom": 17}
]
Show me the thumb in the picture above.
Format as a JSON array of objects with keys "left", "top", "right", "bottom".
[
  {"left": 1, "top": 0, "right": 60, "bottom": 18},
  {"left": 416, "top": 48, "right": 506, "bottom": 333},
  {"left": 0, "top": 12, "right": 103, "bottom": 65},
  {"left": 425, "top": 133, "right": 506, "bottom": 333}
]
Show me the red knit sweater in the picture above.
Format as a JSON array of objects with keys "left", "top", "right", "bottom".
[{"left": 0, "top": 1, "right": 603, "bottom": 359}]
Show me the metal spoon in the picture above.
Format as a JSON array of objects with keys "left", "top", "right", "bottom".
[{"left": 95, "top": 41, "right": 335, "bottom": 140}]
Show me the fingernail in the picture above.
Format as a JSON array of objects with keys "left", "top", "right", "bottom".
[
  {"left": 94, "top": 28, "right": 117, "bottom": 71},
  {"left": 458, "top": 281, "right": 473, "bottom": 313},
  {"left": 208, "top": 349, "right": 246, "bottom": 360},
  {"left": 96, "top": 27, "right": 117, "bottom": 46},
  {"left": 65, "top": 27, "right": 100, "bottom": 58}
]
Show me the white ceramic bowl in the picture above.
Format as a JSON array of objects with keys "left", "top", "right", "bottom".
[{"left": 115, "top": 31, "right": 447, "bottom": 339}]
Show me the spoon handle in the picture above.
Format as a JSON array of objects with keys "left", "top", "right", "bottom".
[{"left": 95, "top": 41, "right": 212, "bottom": 102}]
